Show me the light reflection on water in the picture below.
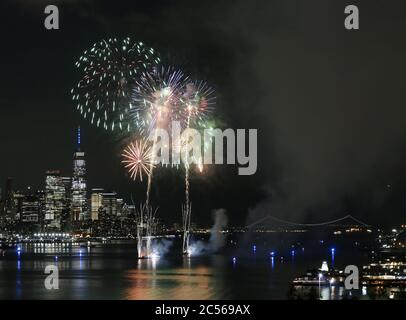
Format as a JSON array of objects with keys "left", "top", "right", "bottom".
[
  {"left": 126, "top": 263, "right": 215, "bottom": 300},
  {"left": 0, "top": 242, "right": 367, "bottom": 300}
]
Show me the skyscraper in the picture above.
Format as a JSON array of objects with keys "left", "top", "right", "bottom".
[
  {"left": 61, "top": 177, "right": 72, "bottom": 231},
  {"left": 45, "top": 170, "right": 65, "bottom": 231},
  {"left": 93, "top": 191, "right": 120, "bottom": 237},
  {"left": 91, "top": 188, "right": 104, "bottom": 220},
  {"left": 90, "top": 189, "right": 119, "bottom": 220},
  {"left": 71, "top": 127, "right": 88, "bottom": 221},
  {"left": 101, "top": 192, "right": 118, "bottom": 216},
  {"left": 2, "top": 177, "right": 14, "bottom": 217},
  {"left": 21, "top": 187, "right": 44, "bottom": 232}
]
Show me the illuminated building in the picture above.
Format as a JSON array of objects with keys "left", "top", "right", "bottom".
[
  {"left": 45, "top": 170, "right": 65, "bottom": 231},
  {"left": 90, "top": 189, "right": 118, "bottom": 220},
  {"left": 320, "top": 261, "right": 329, "bottom": 272},
  {"left": 71, "top": 126, "right": 88, "bottom": 221},
  {"left": 21, "top": 188, "right": 44, "bottom": 232},
  {"left": 61, "top": 177, "right": 72, "bottom": 230},
  {"left": 91, "top": 190, "right": 122, "bottom": 236},
  {"left": 101, "top": 192, "right": 118, "bottom": 216},
  {"left": 2, "top": 177, "right": 14, "bottom": 218},
  {"left": 90, "top": 188, "right": 104, "bottom": 220}
]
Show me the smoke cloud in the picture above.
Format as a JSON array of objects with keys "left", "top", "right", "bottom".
[
  {"left": 189, "top": 209, "right": 228, "bottom": 256},
  {"left": 151, "top": 238, "right": 174, "bottom": 257},
  {"left": 218, "top": 0, "right": 406, "bottom": 225},
  {"left": 209, "top": 209, "right": 228, "bottom": 252}
]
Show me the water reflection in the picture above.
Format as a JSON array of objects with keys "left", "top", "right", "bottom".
[
  {"left": 125, "top": 256, "right": 227, "bottom": 300},
  {"left": 0, "top": 240, "right": 371, "bottom": 300},
  {"left": 292, "top": 285, "right": 350, "bottom": 300}
]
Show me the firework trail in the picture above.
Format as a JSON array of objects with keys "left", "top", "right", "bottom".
[
  {"left": 136, "top": 203, "right": 158, "bottom": 258},
  {"left": 71, "top": 37, "right": 160, "bottom": 137},
  {"left": 180, "top": 81, "right": 215, "bottom": 254},
  {"left": 145, "top": 136, "right": 156, "bottom": 207},
  {"left": 184, "top": 110, "right": 192, "bottom": 222},
  {"left": 183, "top": 81, "right": 215, "bottom": 180},
  {"left": 182, "top": 203, "right": 192, "bottom": 255},
  {"left": 181, "top": 80, "right": 215, "bottom": 172}
]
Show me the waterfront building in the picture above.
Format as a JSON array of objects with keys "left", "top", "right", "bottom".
[
  {"left": 101, "top": 192, "right": 118, "bottom": 216},
  {"left": 2, "top": 177, "right": 14, "bottom": 218},
  {"left": 61, "top": 177, "right": 72, "bottom": 230},
  {"left": 21, "top": 187, "right": 44, "bottom": 232},
  {"left": 90, "top": 188, "right": 104, "bottom": 220},
  {"left": 44, "top": 170, "right": 65, "bottom": 231}
]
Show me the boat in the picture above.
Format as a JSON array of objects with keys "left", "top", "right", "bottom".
[{"left": 292, "top": 261, "right": 345, "bottom": 286}]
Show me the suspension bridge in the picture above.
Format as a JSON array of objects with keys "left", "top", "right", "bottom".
[{"left": 246, "top": 214, "right": 370, "bottom": 229}]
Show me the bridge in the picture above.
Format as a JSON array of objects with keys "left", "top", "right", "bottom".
[{"left": 246, "top": 214, "right": 370, "bottom": 229}]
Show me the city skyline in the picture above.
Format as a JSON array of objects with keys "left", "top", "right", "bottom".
[
  {"left": 0, "top": 126, "right": 230, "bottom": 232},
  {"left": 2, "top": 0, "right": 406, "bottom": 304},
  {"left": 2, "top": 0, "right": 406, "bottom": 228},
  {"left": 0, "top": 127, "right": 140, "bottom": 234}
]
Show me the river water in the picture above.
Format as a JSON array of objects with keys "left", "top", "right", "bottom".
[{"left": 0, "top": 234, "right": 372, "bottom": 300}]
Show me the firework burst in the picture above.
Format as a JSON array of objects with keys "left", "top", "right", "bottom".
[
  {"left": 181, "top": 80, "right": 215, "bottom": 128},
  {"left": 122, "top": 139, "right": 154, "bottom": 182},
  {"left": 131, "top": 66, "right": 189, "bottom": 136},
  {"left": 128, "top": 67, "right": 191, "bottom": 206},
  {"left": 71, "top": 37, "right": 160, "bottom": 135}
]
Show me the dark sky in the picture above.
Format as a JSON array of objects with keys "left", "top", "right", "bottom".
[{"left": 1, "top": 0, "right": 406, "bottom": 227}]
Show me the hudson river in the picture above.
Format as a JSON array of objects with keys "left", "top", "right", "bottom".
[{"left": 0, "top": 235, "right": 370, "bottom": 299}]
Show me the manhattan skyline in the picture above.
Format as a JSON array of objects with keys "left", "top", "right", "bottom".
[
  {"left": 2, "top": 0, "right": 406, "bottom": 228},
  {"left": 1, "top": 0, "right": 406, "bottom": 304}
]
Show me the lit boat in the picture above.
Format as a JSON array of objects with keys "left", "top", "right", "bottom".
[{"left": 292, "top": 261, "right": 345, "bottom": 286}]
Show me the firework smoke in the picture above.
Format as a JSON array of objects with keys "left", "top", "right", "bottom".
[
  {"left": 208, "top": 209, "right": 228, "bottom": 252},
  {"left": 188, "top": 209, "right": 228, "bottom": 256},
  {"left": 151, "top": 238, "right": 174, "bottom": 257},
  {"left": 136, "top": 203, "right": 158, "bottom": 258}
]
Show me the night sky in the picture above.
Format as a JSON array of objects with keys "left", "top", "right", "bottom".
[{"left": 1, "top": 0, "right": 406, "bottom": 227}]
